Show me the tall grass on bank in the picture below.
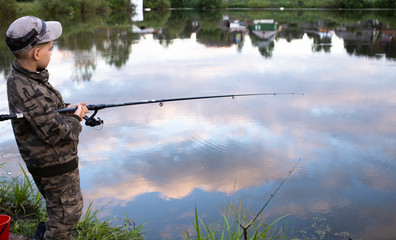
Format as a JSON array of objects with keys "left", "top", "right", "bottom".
[
  {"left": 74, "top": 202, "right": 144, "bottom": 239},
  {"left": 0, "top": 164, "right": 45, "bottom": 219},
  {"left": 182, "top": 173, "right": 302, "bottom": 240},
  {"left": 182, "top": 202, "right": 302, "bottom": 240},
  {"left": 0, "top": 164, "right": 47, "bottom": 237},
  {"left": 0, "top": 164, "right": 144, "bottom": 239}
]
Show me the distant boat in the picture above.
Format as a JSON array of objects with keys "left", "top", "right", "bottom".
[
  {"left": 251, "top": 20, "right": 278, "bottom": 31},
  {"left": 132, "top": 25, "right": 155, "bottom": 34},
  {"left": 229, "top": 20, "right": 247, "bottom": 32},
  {"left": 249, "top": 19, "right": 278, "bottom": 40},
  {"left": 305, "top": 28, "right": 333, "bottom": 39}
]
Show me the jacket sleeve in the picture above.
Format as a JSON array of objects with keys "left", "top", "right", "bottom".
[{"left": 17, "top": 79, "right": 82, "bottom": 147}]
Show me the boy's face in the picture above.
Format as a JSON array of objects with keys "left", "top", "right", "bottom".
[{"left": 36, "top": 41, "right": 53, "bottom": 70}]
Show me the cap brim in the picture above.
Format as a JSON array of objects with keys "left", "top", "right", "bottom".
[{"left": 38, "top": 21, "right": 62, "bottom": 44}]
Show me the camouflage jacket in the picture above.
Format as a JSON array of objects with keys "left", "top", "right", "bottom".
[{"left": 7, "top": 60, "right": 82, "bottom": 177}]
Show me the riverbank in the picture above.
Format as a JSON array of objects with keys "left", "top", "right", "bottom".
[
  {"left": 0, "top": 165, "right": 144, "bottom": 239},
  {"left": 1, "top": 165, "right": 295, "bottom": 239}
]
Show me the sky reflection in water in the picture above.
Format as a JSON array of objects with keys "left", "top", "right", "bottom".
[{"left": 1, "top": 12, "right": 396, "bottom": 239}]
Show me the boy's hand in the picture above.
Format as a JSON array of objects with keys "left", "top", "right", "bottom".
[{"left": 73, "top": 103, "right": 89, "bottom": 121}]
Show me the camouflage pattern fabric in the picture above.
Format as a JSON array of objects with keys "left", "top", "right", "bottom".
[
  {"left": 33, "top": 169, "right": 83, "bottom": 240},
  {"left": 7, "top": 60, "right": 82, "bottom": 171},
  {"left": 7, "top": 60, "right": 84, "bottom": 239}
]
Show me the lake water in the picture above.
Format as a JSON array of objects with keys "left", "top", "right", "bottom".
[{"left": 1, "top": 10, "right": 396, "bottom": 239}]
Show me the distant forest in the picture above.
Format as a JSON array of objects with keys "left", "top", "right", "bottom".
[
  {"left": 0, "top": 0, "right": 395, "bottom": 17},
  {"left": 152, "top": 0, "right": 395, "bottom": 9}
]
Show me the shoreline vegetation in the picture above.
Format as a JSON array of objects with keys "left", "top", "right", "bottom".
[
  {"left": 0, "top": 164, "right": 144, "bottom": 239},
  {"left": 0, "top": 0, "right": 395, "bottom": 18},
  {"left": 0, "top": 164, "right": 297, "bottom": 239}
]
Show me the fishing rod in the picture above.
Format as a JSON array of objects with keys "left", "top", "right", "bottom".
[
  {"left": 0, "top": 92, "right": 303, "bottom": 127},
  {"left": 238, "top": 158, "right": 301, "bottom": 240}
]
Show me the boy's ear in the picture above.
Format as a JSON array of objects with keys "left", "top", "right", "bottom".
[{"left": 33, "top": 47, "right": 40, "bottom": 61}]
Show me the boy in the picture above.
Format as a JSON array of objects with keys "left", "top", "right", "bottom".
[{"left": 5, "top": 16, "right": 89, "bottom": 240}]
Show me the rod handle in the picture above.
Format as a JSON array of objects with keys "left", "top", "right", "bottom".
[{"left": 0, "top": 113, "right": 24, "bottom": 121}]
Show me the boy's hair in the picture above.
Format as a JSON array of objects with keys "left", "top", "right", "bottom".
[
  {"left": 14, "top": 41, "right": 52, "bottom": 60},
  {"left": 5, "top": 16, "right": 62, "bottom": 55},
  {"left": 13, "top": 51, "right": 31, "bottom": 60}
]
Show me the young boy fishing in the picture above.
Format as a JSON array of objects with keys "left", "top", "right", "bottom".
[{"left": 5, "top": 16, "right": 89, "bottom": 240}]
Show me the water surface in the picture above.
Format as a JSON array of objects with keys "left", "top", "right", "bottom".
[{"left": 1, "top": 10, "right": 396, "bottom": 239}]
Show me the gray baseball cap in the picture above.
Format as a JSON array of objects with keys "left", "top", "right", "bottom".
[{"left": 5, "top": 16, "right": 62, "bottom": 55}]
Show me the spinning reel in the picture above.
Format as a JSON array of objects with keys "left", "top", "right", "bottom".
[{"left": 83, "top": 108, "right": 103, "bottom": 127}]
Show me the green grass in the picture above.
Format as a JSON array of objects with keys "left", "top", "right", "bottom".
[
  {"left": 0, "top": 164, "right": 144, "bottom": 239},
  {"left": 73, "top": 202, "right": 144, "bottom": 239},
  {"left": 0, "top": 164, "right": 47, "bottom": 237},
  {"left": 180, "top": 164, "right": 304, "bottom": 240},
  {"left": 0, "top": 164, "right": 45, "bottom": 219},
  {"left": 181, "top": 201, "right": 303, "bottom": 240}
]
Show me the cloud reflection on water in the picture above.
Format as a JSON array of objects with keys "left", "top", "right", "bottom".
[{"left": 81, "top": 112, "right": 298, "bottom": 201}]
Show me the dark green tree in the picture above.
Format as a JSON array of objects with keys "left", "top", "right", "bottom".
[
  {"left": 184, "top": 0, "right": 199, "bottom": 8},
  {"left": 106, "top": 0, "right": 133, "bottom": 11},
  {"left": 197, "top": 0, "right": 223, "bottom": 9},
  {"left": 39, "top": 0, "right": 76, "bottom": 14},
  {"left": 0, "top": 19, "right": 16, "bottom": 78},
  {"left": 0, "top": 0, "right": 17, "bottom": 17},
  {"left": 171, "top": 0, "right": 185, "bottom": 8},
  {"left": 144, "top": 0, "right": 171, "bottom": 9},
  {"left": 375, "top": 0, "right": 396, "bottom": 8},
  {"left": 39, "top": 0, "right": 130, "bottom": 14},
  {"left": 332, "top": 0, "right": 366, "bottom": 8}
]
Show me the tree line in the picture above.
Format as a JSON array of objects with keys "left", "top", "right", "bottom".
[
  {"left": 0, "top": 0, "right": 132, "bottom": 17},
  {"left": 152, "top": 0, "right": 396, "bottom": 9},
  {"left": 0, "top": 0, "right": 395, "bottom": 17}
]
